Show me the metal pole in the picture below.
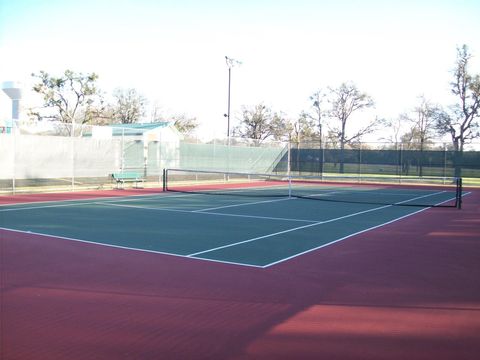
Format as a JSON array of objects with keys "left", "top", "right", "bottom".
[
  {"left": 227, "top": 66, "right": 231, "bottom": 139},
  {"left": 224, "top": 56, "right": 242, "bottom": 144},
  {"left": 226, "top": 66, "right": 231, "bottom": 177}
]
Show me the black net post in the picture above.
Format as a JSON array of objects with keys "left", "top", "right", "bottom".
[
  {"left": 456, "top": 177, "right": 463, "bottom": 209},
  {"left": 162, "top": 168, "right": 167, "bottom": 192}
]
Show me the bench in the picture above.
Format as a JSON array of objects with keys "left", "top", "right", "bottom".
[{"left": 111, "top": 172, "right": 145, "bottom": 189}]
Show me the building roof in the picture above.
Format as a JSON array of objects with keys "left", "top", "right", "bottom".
[{"left": 109, "top": 122, "right": 170, "bottom": 136}]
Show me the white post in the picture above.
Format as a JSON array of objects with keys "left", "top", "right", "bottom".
[
  {"left": 121, "top": 128, "right": 125, "bottom": 172},
  {"left": 12, "top": 120, "right": 16, "bottom": 194},
  {"left": 287, "top": 141, "right": 291, "bottom": 177},
  {"left": 71, "top": 118, "right": 75, "bottom": 191},
  {"left": 287, "top": 141, "right": 292, "bottom": 198}
]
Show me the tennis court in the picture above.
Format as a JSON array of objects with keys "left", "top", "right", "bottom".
[
  {"left": 0, "top": 169, "right": 464, "bottom": 268},
  {"left": 1, "top": 170, "right": 480, "bottom": 360}
]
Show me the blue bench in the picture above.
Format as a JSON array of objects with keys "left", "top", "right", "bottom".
[{"left": 111, "top": 172, "right": 145, "bottom": 189}]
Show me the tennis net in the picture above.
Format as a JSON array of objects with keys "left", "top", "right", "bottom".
[{"left": 163, "top": 168, "right": 463, "bottom": 208}]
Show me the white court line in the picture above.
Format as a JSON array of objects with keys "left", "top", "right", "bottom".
[
  {"left": 1, "top": 191, "right": 469, "bottom": 269},
  {"left": 0, "top": 191, "right": 228, "bottom": 212},
  {"left": 193, "top": 196, "right": 292, "bottom": 212},
  {"left": 262, "top": 192, "right": 470, "bottom": 268},
  {"left": 0, "top": 190, "right": 218, "bottom": 212},
  {"left": 187, "top": 204, "right": 391, "bottom": 257},
  {"left": 262, "top": 206, "right": 431, "bottom": 268},
  {"left": 0, "top": 201, "right": 100, "bottom": 212},
  {"left": 97, "top": 201, "right": 317, "bottom": 223},
  {"left": 187, "top": 191, "right": 448, "bottom": 258},
  {"left": 0, "top": 195, "right": 170, "bottom": 212},
  {"left": 0, "top": 193, "right": 169, "bottom": 212},
  {"left": 0, "top": 227, "right": 264, "bottom": 269}
]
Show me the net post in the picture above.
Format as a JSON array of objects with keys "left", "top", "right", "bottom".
[
  {"left": 162, "top": 168, "right": 167, "bottom": 192},
  {"left": 456, "top": 177, "right": 462, "bottom": 209}
]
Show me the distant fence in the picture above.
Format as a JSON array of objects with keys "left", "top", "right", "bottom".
[
  {"left": 0, "top": 132, "right": 479, "bottom": 194},
  {"left": 277, "top": 145, "right": 480, "bottom": 178},
  {"left": 0, "top": 133, "right": 286, "bottom": 193}
]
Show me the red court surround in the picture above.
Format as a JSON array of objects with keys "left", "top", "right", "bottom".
[{"left": 1, "top": 189, "right": 479, "bottom": 359}]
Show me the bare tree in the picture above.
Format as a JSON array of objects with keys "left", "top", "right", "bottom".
[
  {"left": 435, "top": 45, "right": 480, "bottom": 176},
  {"left": 326, "top": 82, "right": 380, "bottom": 172},
  {"left": 381, "top": 117, "right": 404, "bottom": 148},
  {"left": 400, "top": 96, "right": 439, "bottom": 176},
  {"left": 112, "top": 88, "right": 146, "bottom": 124},
  {"left": 301, "top": 89, "right": 327, "bottom": 146},
  {"left": 149, "top": 102, "right": 198, "bottom": 136}
]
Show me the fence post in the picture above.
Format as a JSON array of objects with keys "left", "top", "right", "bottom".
[
  {"left": 443, "top": 143, "right": 447, "bottom": 182},
  {"left": 157, "top": 131, "right": 162, "bottom": 185},
  {"left": 287, "top": 141, "right": 291, "bottom": 177},
  {"left": 321, "top": 146, "right": 325, "bottom": 179},
  {"left": 358, "top": 142, "right": 362, "bottom": 179},
  {"left": 399, "top": 143, "right": 403, "bottom": 183}
]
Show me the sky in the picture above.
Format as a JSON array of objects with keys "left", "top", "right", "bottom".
[{"left": 1, "top": 0, "right": 479, "bottom": 141}]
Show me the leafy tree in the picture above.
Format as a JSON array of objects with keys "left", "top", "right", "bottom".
[
  {"left": 269, "top": 112, "right": 291, "bottom": 142},
  {"left": 171, "top": 114, "right": 198, "bottom": 135},
  {"left": 31, "top": 70, "right": 103, "bottom": 134},
  {"left": 289, "top": 113, "right": 317, "bottom": 144},
  {"left": 111, "top": 88, "right": 146, "bottom": 124},
  {"left": 233, "top": 103, "right": 285, "bottom": 145}
]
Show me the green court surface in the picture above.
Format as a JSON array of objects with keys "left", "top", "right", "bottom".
[{"left": 0, "top": 186, "right": 461, "bottom": 267}]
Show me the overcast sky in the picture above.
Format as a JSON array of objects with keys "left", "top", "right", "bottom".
[{"left": 1, "top": 0, "right": 479, "bottom": 140}]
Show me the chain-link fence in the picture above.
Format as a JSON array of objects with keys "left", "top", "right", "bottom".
[
  {"left": 1, "top": 127, "right": 479, "bottom": 194},
  {"left": 277, "top": 142, "right": 480, "bottom": 180},
  {"left": 0, "top": 126, "right": 287, "bottom": 194}
]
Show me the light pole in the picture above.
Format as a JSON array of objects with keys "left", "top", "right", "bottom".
[{"left": 224, "top": 56, "right": 241, "bottom": 142}]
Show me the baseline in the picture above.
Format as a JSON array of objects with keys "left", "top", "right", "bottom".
[{"left": 0, "top": 227, "right": 265, "bottom": 268}]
